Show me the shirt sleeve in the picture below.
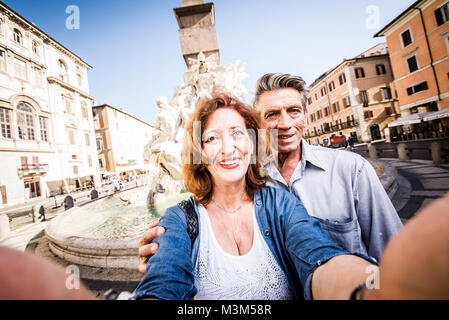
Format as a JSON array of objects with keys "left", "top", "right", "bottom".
[
  {"left": 133, "top": 206, "right": 197, "bottom": 300},
  {"left": 283, "top": 196, "right": 350, "bottom": 299},
  {"left": 353, "top": 160, "right": 403, "bottom": 261}
]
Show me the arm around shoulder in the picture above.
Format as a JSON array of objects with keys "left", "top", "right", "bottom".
[{"left": 133, "top": 206, "right": 197, "bottom": 300}]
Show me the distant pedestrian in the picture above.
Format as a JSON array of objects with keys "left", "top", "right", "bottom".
[{"left": 348, "top": 136, "right": 354, "bottom": 150}]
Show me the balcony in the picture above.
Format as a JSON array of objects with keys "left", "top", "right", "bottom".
[
  {"left": 305, "top": 120, "right": 359, "bottom": 138},
  {"left": 17, "top": 163, "right": 49, "bottom": 178}
]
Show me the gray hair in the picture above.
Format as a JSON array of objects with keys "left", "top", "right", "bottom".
[{"left": 253, "top": 73, "right": 309, "bottom": 111}]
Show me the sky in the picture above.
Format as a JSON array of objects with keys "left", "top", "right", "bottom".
[{"left": 3, "top": 0, "right": 414, "bottom": 125}]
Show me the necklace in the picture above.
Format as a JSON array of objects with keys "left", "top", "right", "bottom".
[{"left": 212, "top": 199, "right": 244, "bottom": 214}]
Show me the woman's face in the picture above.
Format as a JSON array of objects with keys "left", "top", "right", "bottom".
[{"left": 201, "top": 108, "right": 253, "bottom": 187}]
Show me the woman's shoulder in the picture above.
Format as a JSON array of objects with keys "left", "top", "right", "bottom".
[
  {"left": 160, "top": 196, "right": 196, "bottom": 224},
  {"left": 260, "top": 185, "right": 300, "bottom": 202}
]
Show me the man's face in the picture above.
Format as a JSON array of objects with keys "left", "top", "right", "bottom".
[{"left": 258, "top": 88, "right": 307, "bottom": 155}]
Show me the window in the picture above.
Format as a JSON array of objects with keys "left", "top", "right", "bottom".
[
  {"left": 58, "top": 59, "right": 68, "bottom": 82},
  {"left": 24, "top": 178, "right": 41, "bottom": 199},
  {"left": 332, "top": 102, "right": 340, "bottom": 113},
  {"left": 314, "top": 93, "right": 318, "bottom": 100},
  {"left": 316, "top": 110, "right": 322, "bottom": 120},
  {"left": 407, "top": 81, "right": 428, "bottom": 95},
  {"left": 385, "top": 107, "right": 393, "bottom": 116},
  {"left": 328, "top": 81, "right": 335, "bottom": 92},
  {"left": 85, "top": 133, "right": 90, "bottom": 146},
  {"left": 14, "top": 58, "right": 27, "bottom": 80},
  {"left": 88, "top": 155, "right": 92, "bottom": 167},
  {"left": 382, "top": 87, "right": 392, "bottom": 100},
  {"left": 324, "top": 107, "right": 330, "bottom": 117},
  {"left": 360, "top": 91, "right": 369, "bottom": 107},
  {"left": 68, "top": 130, "right": 75, "bottom": 144},
  {"left": 96, "top": 138, "right": 103, "bottom": 151},
  {"left": 32, "top": 41, "right": 39, "bottom": 55},
  {"left": 310, "top": 114, "right": 315, "bottom": 122},
  {"left": 376, "top": 64, "right": 386, "bottom": 75},
  {"left": 407, "top": 55, "right": 419, "bottom": 73},
  {"left": 99, "top": 158, "right": 104, "bottom": 168},
  {"left": 62, "top": 95, "right": 72, "bottom": 113},
  {"left": 338, "top": 73, "right": 346, "bottom": 85},
  {"left": 0, "top": 18, "right": 3, "bottom": 35},
  {"left": 343, "top": 96, "right": 351, "bottom": 108},
  {"left": 32, "top": 156, "right": 39, "bottom": 164},
  {"left": 20, "top": 156, "right": 28, "bottom": 166},
  {"left": 320, "top": 87, "right": 327, "bottom": 97},
  {"left": 401, "top": 29, "right": 413, "bottom": 47},
  {"left": 81, "top": 103, "right": 89, "bottom": 120},
  {"left": 33, "top": 67, "right": 42, "bottom": 86},
  {"left": 355, "top": 67, "right": 365, "bottom": 79},
  {"left": 435, "top": 2, "right": 449, "bottom": 26},
  {"left": 13, "top": 28, "right": 22, "bottom": 44},
  {"left": 307, "top": 97, "right": 312, "bottom": 105},
  {"left": 0, "top": 49, "right": 6, "bottom": 72},
  {"left": 73, "top": 166, "right": 79, "bottom": 175},
  {"left": 364, "top": 111, "right": 374, "bottom": 119},
  {"left": 16, "top": 102, "right": 35, "bottom": 140},
  {"left": 72, "top": 154, "right": 77, "bottom": 160},
  {"left": 0, "top": 108, "right": 12, "bottom": 139},
  {"left": 39, "top": 117, "right": 48, "bottom": 142},
  {"left": 77, "top": 73, "right": 82, "bottom": 86},
  {"left": 336, "top": 119, "right": 342, "bottom": 130},
  {"left": 347, "top": 115, "right": 355, "bottom": 126}
]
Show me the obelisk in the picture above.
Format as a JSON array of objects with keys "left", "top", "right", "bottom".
[{"left": 173, "top": 0, "right": 220, "bottom": 68}]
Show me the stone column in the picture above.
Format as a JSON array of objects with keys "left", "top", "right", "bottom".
[
  {"left": 431, "top": 141, "right": 446, "bottom": 164},
  {"left": 397, "top": 143, "right": 410, "bottom": 161},
  {"left": 368, "top": 144, "right": 378, "bottom": 159},
  {"left": 0, "top": 213, "right": 10, "bottom": 241}
]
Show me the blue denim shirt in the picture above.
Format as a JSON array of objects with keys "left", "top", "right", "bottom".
[
  {"left": 133, "top": 186, "right": 375, "bottom": 300},
  {"left": 265, "top": 139, "right": 403, "bottom": 262}
]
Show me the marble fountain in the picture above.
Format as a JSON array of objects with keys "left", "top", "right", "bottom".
[{"left": 45, "top": 53, "right": 249, "bottom": 270}]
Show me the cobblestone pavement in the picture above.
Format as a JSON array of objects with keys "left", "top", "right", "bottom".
[{"left": 383, "top": 159, "right": 449, "bottom": 222}]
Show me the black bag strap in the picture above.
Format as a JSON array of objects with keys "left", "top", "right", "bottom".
[{"left": 178, "top": 199, "right": 198, "bottom": 247}]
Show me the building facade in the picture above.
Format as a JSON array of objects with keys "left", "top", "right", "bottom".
[
  {"left": 375, "top": 0, "right": 449, "bottom": 139},
  {"left": 0, "top": 2, "right": 99, "bottom": 207},
  {"left": 304, "top": 44, "right": 400, "bottom": 146},
  {"left": 93, "top": 104, "right": 154, "bottom": 181}
]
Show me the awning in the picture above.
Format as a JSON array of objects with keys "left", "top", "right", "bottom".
[
  {"left": 388, "top": 112, "right": 433, "bottom": 127},
  {"left": 423, "top": 108, "right": 449, "bottom": 122}
]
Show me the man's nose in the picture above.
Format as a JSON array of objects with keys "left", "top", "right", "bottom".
[{"left": 277, "top": 110, "right": 292, "bottom": 129}]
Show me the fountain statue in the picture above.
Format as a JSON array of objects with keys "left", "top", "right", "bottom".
[
  {"left": 45, "top": 53, "right": 249, "bottom": 270},
  {"left": 142, "top": 52, "right": 248, "bottom": 207}
]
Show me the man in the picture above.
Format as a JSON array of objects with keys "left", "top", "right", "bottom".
[{"left": 138, "top": 73, "right": 402, "bottom": 273}]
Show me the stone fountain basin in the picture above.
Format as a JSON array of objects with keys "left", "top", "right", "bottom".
[{"left": 45, "top": 188, "right": 190, "bottom": 269}]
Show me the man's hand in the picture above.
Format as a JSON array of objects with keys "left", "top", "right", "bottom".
[{"left": 138, "top": 218, "right": 165, "bottom": 274}]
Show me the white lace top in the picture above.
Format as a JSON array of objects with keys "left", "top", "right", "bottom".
[{"left": 194, "top": 205, "right": 294, "bottom": 300}]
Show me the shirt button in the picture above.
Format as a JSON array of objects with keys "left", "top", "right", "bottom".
[
  {"left": 256, "top": 200, "right": 262, "bottom": 206},
  {"left": 264, "top": 230, "right": 270, "bottom": 237},
  {"left": 317, "top": 260, "right": 321, "bottom": 266}
]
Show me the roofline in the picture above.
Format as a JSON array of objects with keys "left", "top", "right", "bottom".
[
  {"left": 309, "top": 53, "right": 389, "bottom": 88},
  {"left": 93, "top": 104, "right": 155, "bottom": 129},
  {"left": 0, "top": 1, "right": 92, "bottom": 69},
  {"left": 374, "top": 0, "right": 423, "bottom": 37}
]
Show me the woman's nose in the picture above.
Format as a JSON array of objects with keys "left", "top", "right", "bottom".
[{"left": 221, "top": 134, "right": 235, "bottom": 155}]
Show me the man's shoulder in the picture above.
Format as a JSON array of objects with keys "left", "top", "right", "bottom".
[{"left": 307, "top": 144, "right": 368, "bottom": 167}]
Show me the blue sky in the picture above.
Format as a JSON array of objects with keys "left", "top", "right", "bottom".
[{"left": 4, "top": 0, "right": 413, "bottom": 125}]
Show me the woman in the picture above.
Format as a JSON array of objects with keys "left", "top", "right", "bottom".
[{"left": 134, "top": 93, "right": 374, "bottom": 300}]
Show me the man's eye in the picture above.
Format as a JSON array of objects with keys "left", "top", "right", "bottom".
[
  {"left": 265, "top": 113, "right": 276, "bottom": 119},
  {"left": 232, "top": 130, "right": 244, "bottom": 136}
]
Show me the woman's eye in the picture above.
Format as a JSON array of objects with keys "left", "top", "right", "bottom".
[
  {"left": 203, "top": 135, "right": 219, "bottom": 143},
  {"left": 232, "top": 130, "right": 244, "bottom": 136}
]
